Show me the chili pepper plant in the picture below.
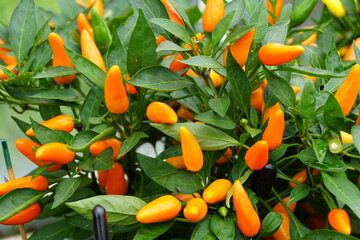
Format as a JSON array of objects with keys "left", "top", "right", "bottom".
[{"left": 1, "top": 0, "right": 360, "bottom": 239}]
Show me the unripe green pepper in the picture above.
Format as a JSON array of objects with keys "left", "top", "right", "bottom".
[
  {"left": 290, "top": 0, "right": 317, "bottom": 28},
  {"left": 91, "top": 9, "right": 112, "bottom": 54}
]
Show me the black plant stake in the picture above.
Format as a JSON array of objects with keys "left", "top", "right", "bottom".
[{"left": 93, "top": 205, "right": 109, "bottom": 240}]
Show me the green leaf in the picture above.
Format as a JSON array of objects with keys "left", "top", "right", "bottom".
[
  {"left": 249, "top": 0, "right": 268, "bottom": 43},
  {"left": 137, "top": 153, "right": 203, "bottom": 193},
  {"left": 260, "top": 212, "right": 283, "bottom": 236},
  {"left": 352, "top": 125, "right": 360, "bottom": 154},
  {"left": 80, "top": 85, "right": 103, "bottom": 129},
  {"left": 326, "top": 38, "right": 344, "bottom": 73},
  {"left": 191, "top": 215, "right": 216, "bottom": 240},
  {"left": 65, "top": 47, "right": 106, "bottom": 88},
  {"left": 210, "top": 215, "right": 235, "bottom": 240},
  {"left": 39, "top": 105, "right": 61, "bottom": 121},
  {"left": 31, "top": 118, "right": 72, "bottom": 144},
  {"left": 354, "top": 39, "right": 360, "bottom": 66},
  {"left": 276, "top": 66, "right": 346, "bottom": 78},
  {"left": 288, "top": 184, "right": 311, "bottom": 206},
  {"left": 178, "top": 56, "right": 224, "bottom": 69},
  {"left": 212, "top": 11, "right": 235, "bottom": 48},
  {"left": 262, "top": 21, "right": 288, "bottom": 45},
  {"left": 209, "top": 96, "right": 230, "bottom": 117},
  {"left": 69, "top": 131, "right": 98, "bottom": 150},
  {"left": 227, "top": 0, "right": 246, "bottom": 26},
  {"left": 92, "top": 148, "right": 115, "bottom": 171},
  {"left": 128, "top": 66, "right": 191, "bottom": 91},
  {"left": 263, "top": 66, "right": 296, "bottom": 107},
  {"left": 118, "top": 132, "right": 148, "bottom": 158},
  {"left": 151, "top": 122, "right": 240, "bottom": 151},
  {"left": 303, "top": 229, "right": 360, "bottom": 240},
  {"left": 311, "top": 139, "right": 327, "bottom": 163},
  {"left": 195, "top": 111, "right": 236, "bottom": 130},
  {"left": 134, "top": 221, "right": 174, "bottom": 240},
  {"left": 157, "top": 40, "right": 190, "bottom": 52},
  {"left": 29, "top": 41, "right": 52, "bottom": 73},
  {"left": 66, "top": 195, "right": 146, "bottom": 225},
  {"left": 29, "top": 220, "right": 76, "bottom": 240},
  {"left": 289, "top": 211, "right": 311, "bottom": 239},
  {"left": 323, "top": 93, "right": 344, "bottom": 132},
  {"left": 297, "top": 79, "right": 316, "bottom": 118},
  {"left": 30, "top": 89, "right": 83, "bottom": 102},
  {"left": 322, "top": 172, "right": 360, "bottom": 218},
  {"left": 127, "top": 9, "right": 157, "bottom": 76},
  {"left": 298, "top": 148, "right": 349, "bottom": 172},
  {"left": 0, "top": 65, "right": 16, "bottom": 79},
  {"left": 223, "top": 25, "right": 257, "bottom": 46},
  {"left": 33, "top": 66, "right": 78, "bottom": 79},
  {"left": 52, "top": 178, "right": 82, "bottom": 209},
  {"left": 227, "top": 51, "right": 251, "bottom": 117},
  {"left": 106, "top": 31, "right": 127, "bottom": 72},
  {"left": 150, "top": 18, "right": 191, "bottom": 45},
  {"left": 9, "top": 0, "right": 37, "bottom": 70},
  {"left": 0, "top": 189, "right": 45, "bottom": 222}
]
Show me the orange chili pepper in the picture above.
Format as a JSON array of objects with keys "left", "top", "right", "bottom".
[
  {"left": 262, "top": 109, "right": 285, "bottom": 150},
  {"left": 271, "top": 212, "right": 290, "bottom": 240},
  {"left": 289, "top": 169, "right": 307, "bottom": 188},
  {"left": 80, "top": 29, "right": 106, "bottom": 72},
  {"left": 272, "top": 196, "right": 297, "bottom": 215},
  {"left": 216, "top": 147, "right": 232, "bottom": 164},
  {"left": 15, "top": 138, "right": 62, "bottom": 172},
  {"left": 74, "top": 0, "right": 87, "bottom": 8},
  {"left": 87, "top": 0, "right": 104, "bottom": 19},
  {"left": 262, "top": 102, "right": 281, "bottom": 124},
  {"left": 105, "top": 162, "right": 127, "bottom": 195},
  {"left": 0, "top": 203, "right": 41, "bottom": 225},
  {"left": 209, "top": 69, "right": 224, "bottom": 87},
  {"left": 183, "top": 198, "right": 208, "bottom": 222},
  {"left": 77, "top": 13, "right": 94, "bottom": 39},
  {"left": 160, "top": 0, "right": 184, "bottom": 27},
  {"left": 258, "top": 43, "right": 304, "bottom": 66},
  {"left": 175, "top": 192, "right": 201, "bottom": 202},
  {"left": 356, "top": 108, "right": 360, "bottom": 125},
  {"left": 35, "top": 142, "right": 75, "bottom": 164},
  {"left": 305, "top": 212, "right": 327, "bottom": 230},
  {"left": 230, "top": 29, "right": 255, "bottom": 67},
  {"left": 301, "top": 33, "right": 317, "bottom": 46},
  {"left": 156, "top": 35, "right": 167, "bottom": 46},
  {"left": 166, "top": 156, "right": 186, "bottom": 169},
  {"left": 233, "top": 180, "right": 261, "bottom": 237},
  {"left": 0, "top": 38, "right": 10, "bottom": 52},
  {"left": 0, "top": 176, "right": 48, "bottom": 195},
  {"left": 291, "top": 85, "right": 302, "bottom": 94},
  {"left": 136, "top": 195, "right": 182, "bottom": 223},
  {"left": 0, "top": 64, "right": 18, "bottom": 80},
  {"left": 146, "top": 102, "right": 178, "bottom": 124},
  {"left": 104, "top": 65, "right": 129, "bottom": 114},
  {"left": 89, "top": 138, "right": 122, "bottom": 160},
  {"left": 177, "top": 105, "right": 194, "bottom": 121},
  {"left": 125, "top": 74, "right": 137, "bottom": 94},
  {"left": 340, "top": 131, "right": 353, "bottom": 143},
  {"left": 180, "top": 126, "right": 203, "bottom": 172},
  {"left": 97, "top": 170, "right": 109, "bottom": 189},
  {"left": 328, "top": 209, "right": 351, "bottom": 235},
  {"left": 202, "top": 0, "right": 225, "bottom": 32},
  {"left": 334, "top": 64, "right": 360, "bottom": 116},
  {"left": 48, "top": 32, "right": 76, "bottom": 85},
  {"left": 0, "top": 52, "right": 17, "bottom": 66},
  {"left": 250, "top": 88, "right": 264, "bottom": 111},
  {"left": 26, "top": 114, "right": 74, "bottom": 136},
  {"left": 169, "top": 53, "right": 188, "bottom": 76},
  {"left": 203, "top": 179, "right": 232, "bottom": 204},
  {"left": 343, "top": 38, "right": 360, "bottom": 61},
  {"left": 244, "top": 140, "right": 269, "bottom": 170}
]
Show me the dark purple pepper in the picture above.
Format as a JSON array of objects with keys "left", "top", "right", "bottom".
[{"left": 251, "top": 164, "right": 277, "bottom": 197}]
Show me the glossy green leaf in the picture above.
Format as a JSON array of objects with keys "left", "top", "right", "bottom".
[
  {"left": 39, "top": 105, "right": 61, "bottom": 121},
  {"left": 297, "top": 148, "right": 348, "bottom": 172},
  {"left": 150, "top": 18, "right": 191, "bottom": 45},
  {"left": 209, "top": 95, "right": 230, "bottom": 117},
  {"left": 210, "top": 215, "right": 235, "bottom": 240},
  {"left": 157, "top": 40, "right": 190, "bottom": 52},
  {"left": 65, "top": 47, "right": 106, "bottom": 88},
  {"left": 323, "top": 93, "right": 344, "bottom": 132},
  {"left": 303, "top": 229, "right": 359, "bottom": 240},
  {"left": 195, "top": 111, "right": 236, "bottom": 130},
  {"left": 106, "top": 31, "right": 127, "bottom": 72},
  {"left": 322, "top": 172, "right": 360, "bottom": 218},
  {"left": 92, "top": 148, "right": 114, "bottom": 171},
  {"left": 30, "top": 89, "right": 83, "bottom": 102},
  {"left": 227, "top": 0, "right": 246, "bottom": 26},
  {"left": 127, "top": 10, "right": 157, "bottom": 76},
  {"left": 212, "top": 11, "right": 235, "bottom": 48},
  {"left": 297, "top": 79, "right": 316, "bottom": 118},
  {"left": 28, "top": 220, "right": 76, "bottom": 240},
  {"left": 33, "top": 66, "right": 78, "bottom": 79},
  {"left": 263, "top": 66, "right": 296, "bottom": 107},
  {"left": 351, "top": 125, "right": 360, "bottom": 154},
  {"left": 326, "top": 38, "right": 344, "bottom": 73},
  {"left": 9, "top": 0, "right": 37, "bottom": 70},
  {"left": 118, "top": 132, "right": 149, "bottom": 157},
  {"left": 262, "top": 21, "right": 288, "bottom": 45},
  {"left": 178, "top": 56, "right": 224, "bottom": 69},
  {"left": 289, "top": 210, "right": 311, "bottom": 239},
  {"left": 260, "top": 212, "right": 283, "bottom": 236},
  {"left": 0, "top": 189, "right": 45, "bottom": 222},
  {"left": 52, "top": 178, "right": 82, "bottom": 209},
  {"left": 134, "top": 221, "right": 174, "bottom": 240},
  {"left": 128, "top": 66, "right": 191, "bottom": 91},
  {"left": 137, "top": 153, "right": 177, "bottom": 179},
  {"left": 31, "top": 118, "right": 72, "bottom": 144},
  {"left": 191, "top": 216, "right": 216, "bottom": 240},
  {"left": 30, "top": 38, "right": 52, "bottom": 73},
  {"left": 277, "top": 66, "right": 346, "bottom": 78},
  {"left": 249, "top": 0, "right": 268, "bottom": 43},
  {"left": 227, "top": 51, "right": 251, "bottom": 117},
  {"left": 66, "top": 195, "right": 146, "bottom": 225},
  {"left": 311, "top": 139, "right": 327, "bottom": 163},
  {"left": 288, "top": 184, "right": 311, "bottom": 206},
  {"left": 80, "top": 85, "right": 103, "bottom": 129},
  {"left": 223, "top": 25, "right": 257, "bottom": 46},
  {"left": 151, "top": 122, "right": 240, "bottom": 151}
]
